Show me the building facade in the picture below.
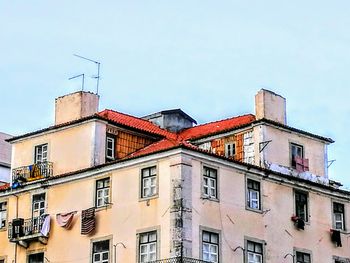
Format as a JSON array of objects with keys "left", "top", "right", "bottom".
[
  {"left": 0, "top": 90, "right": 349, "bottom": 263},
  {"left": 0, "top": 132, "right": 12, "bottom": 184}
]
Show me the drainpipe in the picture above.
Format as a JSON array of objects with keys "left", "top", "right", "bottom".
[{"left": 12, "top": 193, "right": 19, "bottom": 263}]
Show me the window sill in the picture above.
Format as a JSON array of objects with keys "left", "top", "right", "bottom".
[
  {"left": 245, "top": 206, "right": 263, "bottom": 214},
  {"left": 95, "top": 204, "right": 112, "bottom": 211},
  {"left": 201, "top": 196, "right": 220, "bottom": 203},
  {"left": 139, "top": 195, "right": 159, "bottom": 202}
]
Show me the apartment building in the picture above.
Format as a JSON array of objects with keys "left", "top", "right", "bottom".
[
  {"left": 0, "top": 89, "right": 349, "bottom": 263},
  {"left": 0, "top": 132, "right": 12, "bottom": 184}
]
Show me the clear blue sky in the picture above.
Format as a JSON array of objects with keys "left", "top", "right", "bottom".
[{"left": 1, "top": 1, "right": 349, "bottom": 187}]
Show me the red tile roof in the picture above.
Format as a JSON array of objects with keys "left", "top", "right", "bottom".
[
  {"left": 178, "top": 114, "right": 256, "bottom": 140},
  {"left": 0, "top": 183, "right": 10, "bottom": 191},
  {"left": 98, "top": 109, "right": 177, "bottom": 139}
]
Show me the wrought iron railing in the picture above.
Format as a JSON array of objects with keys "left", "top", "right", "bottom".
[
  {"left": 148, "top": 257, "right": 211, "bottom": 263},
  {"left": 12, "top": 162, "right": 53, "bottom": 183},
  {"left": 8, "top": 216, "right": 44, "bottom": 240}
]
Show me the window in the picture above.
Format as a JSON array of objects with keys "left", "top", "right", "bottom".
[
  {"left": 106, "top": 134, "right": 116, "bottom": 160},
  {"left": 295, "top": 191, "right": 308, "bottom": 222},
  {"left": 203, "top": 166, "right": 217, "bottom": 199},
  {"left": 92, "top": 240, "right": 110, "bottom": 263},
  {"left": 34, "top": 144, "right": 48, "bottom": 163},
  {"left": 0, "top": 202, "right": 7, "bottom": 229},
  {"left": 202, "top": 231, "right": 219, "bottom": 263},
  {"left": 291, "top": 143, "right": 303, "bottom": 168},
  {"left": 333, "top": 202, "right": 345, "bottom": 231},
  {"left": 28, "top": 253, "right": 44, "bottom": 263},
  {"left": 0, "top": 259, "right": 4, "bottom": 263},
  {"left": 141, "top": 166, "right": 157, "bottom": 198},
  {"left": 225, "top": 143, "right": 236, "bottom": 158},
  {"left": 95, "top": 178, "right": 110, "bottom": 207},
  {"left": 32, "top": 193, "right": 45, "bottom": 230},
  {"left": 296, "top": 251, "right": 311, "bottom": 263},
  {"left": 247, "top": 241, "right": 263, "bottom": 263},
  {"left": 247, "top": 179, "right": 261, "bottom": 210},
  {"left": 139, "top": 231, "right": 157, "bottom": 262}
]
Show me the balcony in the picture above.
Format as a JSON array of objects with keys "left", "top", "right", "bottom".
[
  {"left": 8, "top": 217, "right": 48, "bottom": 248},
  {"left": 149, "top": 258, "right": 210, "bottom": 263},
  {"left": 12, "top": 162, "right": 53, "bottom": 184}
]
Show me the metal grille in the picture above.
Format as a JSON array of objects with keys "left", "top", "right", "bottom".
[{"left": 12, "top": 162, "right": 53, "bottom": 183}]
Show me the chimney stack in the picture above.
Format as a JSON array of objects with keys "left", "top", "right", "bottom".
[
  {"left": 255, "top": 89, "right": 286, "bottom": 125},
  {"left": 55, "top": 91, "right": 99, "bottom": 125}
]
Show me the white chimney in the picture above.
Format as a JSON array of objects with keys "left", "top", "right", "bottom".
[
  {"left": 255, "top": 89, "right": 286, "bottom": 124},
  {"left": 55, "top": 91, "right": 99, "bottom": 125}
]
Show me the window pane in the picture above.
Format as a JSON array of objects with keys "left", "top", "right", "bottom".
[
  {"left": 203, "top": 232, "right": 210, "bottom": 242},
  {"left": 149, "top": 232, "right": 157, "bottom": 242}
]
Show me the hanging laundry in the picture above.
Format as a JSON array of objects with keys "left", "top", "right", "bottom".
[
  {"left": 331, "top": 230, "right": 342, "bottom": 247},
  {"left": 56, "top": 211, "right": 76, "bottom": 229},
  {"left": 81, "top": 207, "right": 95, "bottom": 235},
  {"left": 40, "top": 215, "right": 51, "bottom": 237}
]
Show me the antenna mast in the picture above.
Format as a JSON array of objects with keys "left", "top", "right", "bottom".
[{"left": 73, "top": 54, "right": 101, "bottom": 94}]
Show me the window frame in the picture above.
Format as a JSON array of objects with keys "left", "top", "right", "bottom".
[
  {"left": 27, "top": 252, "right": 45, "bottom": 263},
  {"left": 0, "top": 200, "right": 7, "bottom": 230},
  {"left": 246, "top": 178, "right": 262, "bottom": 212},
  {"left": 199, "top": 226, "right": 221, "bottom": 263},
  {"left": 92, "top": 239, "right": 110, "bottom": 263},
  {"left": 333, "top": 255, "right": 350, "bottom": 263},
  {"left": 225, "top": 142, "right": 236, "bottom": 158},
  {"left": 105, "top": 134, "right": 116, "bottom": 161},
  {"left": 90, "top": 235, "right": 113, "bottom": 263},
  {"left": 294, "top": 190, "right": 309, "bottom": 223},
  {"left": 95, "top": 177, "right": 111, "bottom": 208},
  {"left": 202, "top": 165, "right": 219, "bottom": 200},
  {"left": 290, "top": 143, "right": 304, "bottom": 169},
  {"left": 34, "top": 143, "right": 48, "bottom": 164},
  {"left": 140, "top": 166, "right": 158, "bottom": 200},
  {"left": 294, "top": 248, "right": 312, "bottom": 263},
  {"left": 136, "top": 227, "right": 160, "bottom": 263},
  {"left": 244, "top": 237, "right": 265, "bottom": 263},
  {"left": 332, "top": 201, "right": 346, "bottom": 231}
]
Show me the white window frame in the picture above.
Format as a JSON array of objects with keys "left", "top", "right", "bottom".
[
  {"left": 27, "top": 252, "right": 44, "bottom": 263},
  {"left": 202, "top": 166, "right": 218, "bottom": 199},
  {"left": 225, "top": 142, "right": 236, "bottom": 158},
  {"left": 32, "top": 193, "right": 46, "bottom": 219},
  {"left": 247, "top": 179, "right": 261, "bottom": 210},
  {"left": 246, "top": 240, "right": 263, "bottom": 263},
  {"left": 139, "top": 231, "right": 157, "bottom": 263},
  {"left": 202, "top": 231, "right": 219, "bottom": 263},
  {"left": 333, "top": 202, "right": 345, "bottom": 231},
  {"left": 95, "top": 177, "right": 111, "bottom": 208},
  {"left": 141, "top": 166, "right": 157, "bottom": 199},
  {"left": 92, "top": 239, "right": 110, "bottom": 263},
  {"left": 290, "top": 143, "right": 304, "bottom": 169},
  {"left": 0, "top": 201, "right": 7, "bottom": 229},
  {"left": 106, "top": 135, "right": 115, "bottom": 160},
  {"left": 34, "top": 144, "right": 48, "bottom": 163}
]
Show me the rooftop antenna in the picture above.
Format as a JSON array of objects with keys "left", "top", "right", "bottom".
[
  {"left": 68, "top": 73, "right": 85, "bottom": 91},
  {"left": 73, "top": 54, "right": 101, "bottom": 94}
]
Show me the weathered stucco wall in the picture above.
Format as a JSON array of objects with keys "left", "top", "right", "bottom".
[
  {"left": 11, "top": 120, "right": 102, "bottom": 176},
  {"left": 0, "top": 156, "right": 175, "bottom": 263},
  {"left": 260, "top": 125, "right": 327, "bottom": 177},
  {"left": 189, "top": 156, "right": 348, "bottom": 262}
]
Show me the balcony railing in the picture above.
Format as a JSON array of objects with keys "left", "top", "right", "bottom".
[
  {"left": 8, "top": 216, "right": 44, "bottom": 240},
  {"left": 148, "top": 257, "right": 210, "bottom": 263},
  {"left": 12, "top": 162, "right": 53, "bottom": 183}
]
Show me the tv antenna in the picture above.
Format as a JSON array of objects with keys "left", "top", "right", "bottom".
[
  {"left": 73, "top": 54, "right": 101, "bottom": 94},
  {"left": 68, "top": 73, "right": 85, "bottom": 91}
]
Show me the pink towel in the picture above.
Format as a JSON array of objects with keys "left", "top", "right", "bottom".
[{"left": 56, "top": 212, "right": 76, "bottom": 229}]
